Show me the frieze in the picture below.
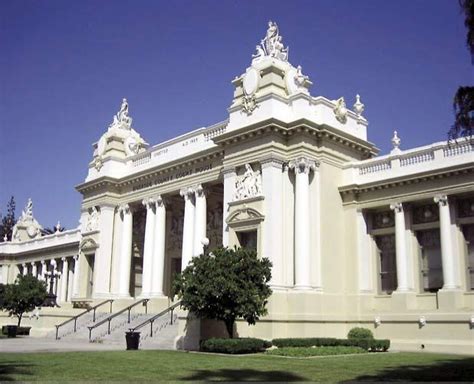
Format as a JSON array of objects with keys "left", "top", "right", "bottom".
[{"left": 131, "top": 163, "right": 213, "bottom": 192}]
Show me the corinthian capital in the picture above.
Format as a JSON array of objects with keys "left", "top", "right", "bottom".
[
  {"left": 390, "top": 202, "right": 403, "bottom": 213},
  {"left": 180, "top": 187, "right": 195, "bottom": 200},
  {"left": 194, "top": 184, "right": 206, "bottom": 198},
  {"left": 118, "top": 203, "right": 131, "bottom": 216},
  {"left": 288, "top": 157, "right": 318, "bottom": 175},
  {"left": 434, "top": 195, "right": 448, "bottom": 206},
  {"left": 142, "top": 197, "right": 156, "bottom": 210},
  {"left": 155, "top": 195, "right": 165, "bottom": 208}
]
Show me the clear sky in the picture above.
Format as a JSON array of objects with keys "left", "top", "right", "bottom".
[{"left": 0, "top": 0, "right": 472, "bottom": 230}]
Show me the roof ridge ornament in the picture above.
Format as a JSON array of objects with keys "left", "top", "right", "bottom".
[
  {"left": 391, "top": 131, "right": 401, "bottom": 154},
  {"left": 252, "top": 21, "right": 289, "bottom": 63}
]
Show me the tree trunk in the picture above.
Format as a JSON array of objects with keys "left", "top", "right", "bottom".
[
  {"left": 17, "top": 313, "right": 22, "bottom": 327},
  {"left": 224, "top": 318, "right": 234, "bottom": 339}
]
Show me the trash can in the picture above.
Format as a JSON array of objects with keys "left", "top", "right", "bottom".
[
  {"left": 6, "top": 325, "right": 18, "bottom": 338},
  {"left": 125, "top": 331, "right": 140, "bottom": 350}
]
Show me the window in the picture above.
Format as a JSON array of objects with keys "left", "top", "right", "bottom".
[
  {"left": 417, "top": 229, "right": 443, "bottom": 292},
  {"left": 237, "top": 230, "right": 258, "bottom": 251},
  {"left": 375, "top": 235, "right": 397, "bottom": 294}
]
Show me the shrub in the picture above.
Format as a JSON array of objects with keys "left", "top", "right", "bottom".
[
  {"left": 347, "top": 327, "right": 374, "bottom": 340},
  {"left": 272, "top": 337, "right": 390, "bottom": 352},
  {"left": 266, "top": 346, "right": 366, "bottom": 357},
  {"left": 201, "top": 337, "right": 271, "bottom": 354}
]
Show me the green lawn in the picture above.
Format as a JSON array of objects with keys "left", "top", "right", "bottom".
[{"left": 0, "top": 350, "right": 473, "bottom": 382}]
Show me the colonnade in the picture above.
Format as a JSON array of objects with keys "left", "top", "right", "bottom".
[
  {"left": 386, "top": 194, "right": 460, "bottom": 293},
  {"left": 15, "top": 255, "right": 79, "bottom": 304}
]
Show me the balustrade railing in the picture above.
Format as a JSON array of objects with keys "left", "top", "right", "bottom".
[
  {"left": 87, "top": 298, "right": 149, "bottom": 341},
  {"left": 55, "top": 299, "right": 113, "bottom": 340}
]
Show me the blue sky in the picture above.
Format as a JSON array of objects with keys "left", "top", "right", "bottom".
[{"left": 1, "top": 0, "right": 472, "bottom": 229}]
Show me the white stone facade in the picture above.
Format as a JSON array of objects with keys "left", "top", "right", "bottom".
[{"left": 1, "top": 22, "right": 473, "bottom": 353}]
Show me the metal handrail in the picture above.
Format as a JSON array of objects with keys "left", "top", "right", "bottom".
[
  {"left": 87, "top": 298, "right": 149, "bottom": 341},
  {"left": 55, "top": 299, "right": 113, "bottom": 340},
  {"left": 130, "top": 301, "right": 181, "bottom": 337}
]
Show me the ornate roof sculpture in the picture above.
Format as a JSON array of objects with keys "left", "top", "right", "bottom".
[
  {"left": 252, "top": 21, "right": 289, "bottom": 63},
  {"left": 92, "top": 98, "right": 148, "bottom": 171},
  {"left": 12, "top": 198, "right": 43, "bottom": 242}
]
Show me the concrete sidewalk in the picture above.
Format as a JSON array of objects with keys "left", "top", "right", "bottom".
[{"left": 0, "top": 337, "right": 126, "bottom": 353}]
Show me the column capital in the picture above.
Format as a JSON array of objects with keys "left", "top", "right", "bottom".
[
  {"left": 61, "top": 256, "right": 67, "bottom": 262},
  {"left": 260, "top": 156, "right": 285, "bottom": 168},
  {"left": 194, "top": 184, "right": 207, "bottom": 198},
  {"left": 434, "top": 195, "right": 448, "bottom": 206},
  {"left": 73, "top": 254, "right": 79, "bottom": 261},
  {"left": 155, "top": 195, "right": 166, "bottom": 208},
  {"left": 390, "top": 202, "right": 403, "bottom": 213},
  {"left": 41, "top": 260, "right": 47, "bottom": 266},
  {"left": 30, "top": 261, "right": 36, "bottom": 266},
  {"left": 180, "top": 187, "right": 195, "bottom": 200},
  {"left": 142, "top": 197, "right": 156, "bottom": 210},
  {"left": 288, "top": 157, "right": 319, "bottom": 174},
  {"left": 118, "top": 203, "right": 131, "bottom": 216},
  {"left": 22, "top": 263, "right": 27, "bottom": 268}
]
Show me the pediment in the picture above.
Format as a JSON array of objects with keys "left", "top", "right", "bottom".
[{"left": 226, "top": 207, "right": 264, "bottom": 225}]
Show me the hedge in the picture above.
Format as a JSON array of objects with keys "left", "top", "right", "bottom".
[
  {"left": 272, "top": 337, "right": 390, "bottom": 352},
  {"left": 201, "top": 338, "right": 272, "bottom": 354},
  {"left": 347, "top": 327, "right": 374, "bottom": 340},
  {"left": 266, "top": 346, "right": 366, "bottom": 357}
]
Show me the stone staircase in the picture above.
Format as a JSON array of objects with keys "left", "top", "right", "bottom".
[{"left": 54, "top": 303, "right": 179, "bottom": 350}]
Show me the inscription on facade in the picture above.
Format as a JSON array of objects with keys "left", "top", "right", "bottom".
[{"left": 132, "top": 163, "right": 213, "bottom": 192}]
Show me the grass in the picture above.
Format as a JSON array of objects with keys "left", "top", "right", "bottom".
[
  {"left": 266, "top": 346, "right": 366, "bottom": 357},
  {"left": 0, "top": 350, "right": 473, "bottom": 382}
]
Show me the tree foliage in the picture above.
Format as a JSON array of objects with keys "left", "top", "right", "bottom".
[
  {"left": 449, "top": 1, "right": 474, "bottom": 139},
  {"left": 41, "top": 225, "right": 66, "bottom": 236},
  {"left": 1, "top": 274, "right": 48, "bottom": 326},
  {"left": 0, "top": 196, "right": 16, "bottom": 242},
  {"left": 173, "top": 247, "right": 272, "bottom": 338}
]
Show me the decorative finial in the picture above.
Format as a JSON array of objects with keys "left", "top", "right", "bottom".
[
  {"left": 353, "top": 94, "right": 365, "bottom": 117},
  {"left": 391, "top": 131, "right": 401, "bottom": 154},
  {"left": 20, "top": 198, "right": 34, "bottom": 220},
  {"left": 55, "top": 221, "right": 61, "bottom": 233},
  {"left": 252, "top": 21, "right": 289, "bottom": 63}
]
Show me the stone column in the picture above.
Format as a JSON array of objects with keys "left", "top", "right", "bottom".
[
  {"left": 261, "top": 158, "right": 284, "bottom": 287},
  {"left": 141, "top": 197, "right": 156, "bottom": 297},
  {"left": 67, "top": 260, "right": 75, "bottom": 301},
  {"left": 151, "top": 196, "right": 166, "bottom": 297},
  {"left": 222, "top": 167, "right": 236, "bottom": 247},
  {"left": 434, "top": 195, "right": 458, "bottom": 289},
  {"left": 193, "top": 185, "right": 207, "bottom": 256},
  {"left": 390, "top": 202, "right": 410, "bottom": 292},
  {"left": 22, "top": 263, "right": 27, "bottom": 276},
  {"left": 289, "top": 157, "right": 316, "bottom": 289},
  {"left": 60, "top": 257, "right": 69, "bottom": 303},
  {"left": 72, "top": 254, "right": 81, "bottom": 298},
  {"left": 181, "top": 187, "right": 195, "bottom": 269},
  {"left": 50, "top": 259, "right": 58, "bottom": 295},
  {"left": 31, "top": 262, "right": 37, "bottom": 278},
  {"left": 40, "top": 260, "right": 47, "bottom": 281},
  {"left": 117, "top": 203, "right": 133, "bottom": 298},
  {"left": 94, "top": 204, "right": 115, "bottom": 297}
]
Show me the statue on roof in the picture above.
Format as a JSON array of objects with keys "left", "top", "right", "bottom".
[
  {"left": 253, "top": 21, "right": 289, "bottom": 63},
  {"left": 108, "top": 98, "right": 133, "bottom": 130}
]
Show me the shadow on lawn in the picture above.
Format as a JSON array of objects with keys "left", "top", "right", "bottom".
[
  {"left": 181, "top": 368, "right": 305, "bottom": 382},
  {"left": 343, "top": 356, "right": 474, "bottom": 382},
  {"left": 0, "top": 361, "right": 34, "bottom": 382}
]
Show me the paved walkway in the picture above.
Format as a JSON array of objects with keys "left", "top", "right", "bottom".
[{"left": 0, "top": 337, "right": 126, "bottom": 353}]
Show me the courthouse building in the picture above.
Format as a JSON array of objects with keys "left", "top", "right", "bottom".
[{"left": 1, "top": 22, "right": 473, "bottom": 353}]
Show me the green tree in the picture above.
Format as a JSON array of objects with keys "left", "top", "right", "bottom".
[
  {"left": 41, "top": 224, "right": 66, "bottom": 236},
  {"left": 0, "top": 196, "right": 16, "bottom": 242},
  {"left": 449, "top": 0, "right": 474, "bottom": 140},
  {"left": 173, "top": 247, "right": 272, "bottom": 338},
  {"left": 1, "top": 274, "right": 48, "bottom": 326}
]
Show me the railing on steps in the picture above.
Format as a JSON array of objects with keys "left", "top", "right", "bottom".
[
  {"left": 130, "top": 301, "right": 181, "bottom": 338},
  {"left": 87, "top": 298, "right": 149, "bottom": 341},
  {"left": 55, "top": 299, "right": 114, "bottom": 340}
]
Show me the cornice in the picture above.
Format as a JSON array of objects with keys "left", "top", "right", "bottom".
[{"left": 339, "top": 164, "right": 474, "bottom": 197}]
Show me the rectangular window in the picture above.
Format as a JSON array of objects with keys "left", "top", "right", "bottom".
[
  {"left": 417, "top": 229, "right": 443, "bottom": 292},
  {"left": 237, "top": 230, "right": 258, "bottom": 251},
  {"left": 375, "top": 235, "right": 397, "bottom": 294}
]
